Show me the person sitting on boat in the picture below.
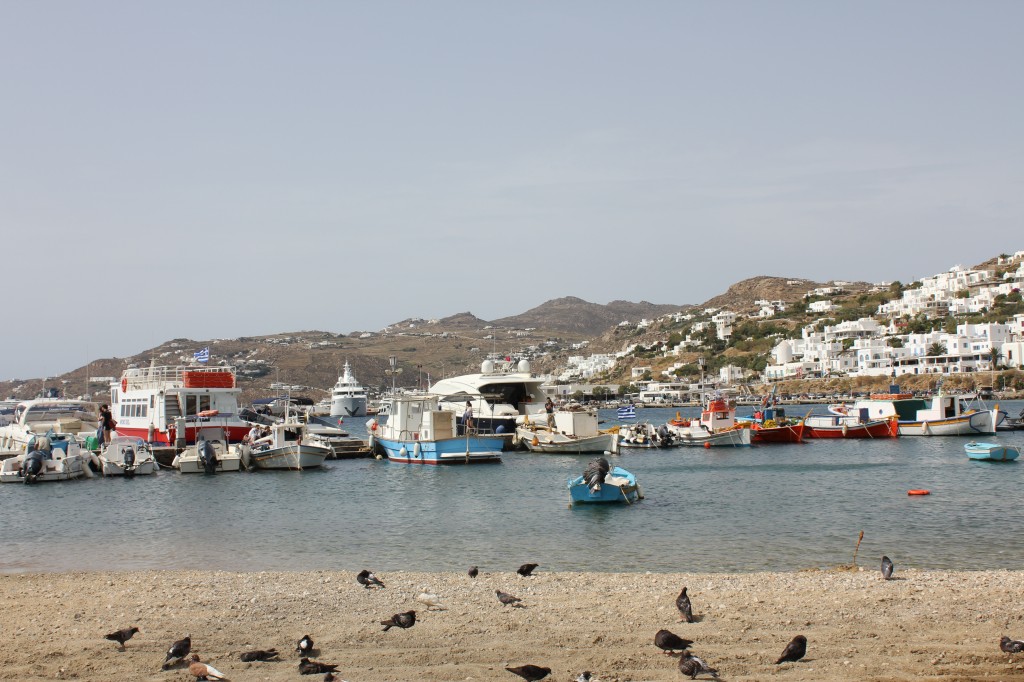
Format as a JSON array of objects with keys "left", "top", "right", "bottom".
[
  {"left": 463, "top": 401, "right": 474, "bottom": 433},
  {"left": 545, "top": 397, "right": 555, "bottom": 428},
  {"left": 244, "top": 425, "right": 261, "bottom": 445}
]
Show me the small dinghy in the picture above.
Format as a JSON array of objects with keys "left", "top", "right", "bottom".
[
  {"left": 567, "top": 457, "right": 643, "bottom": 505},
  {"left": 965, "top": 441, "right": 1020, "bottom": 462}
]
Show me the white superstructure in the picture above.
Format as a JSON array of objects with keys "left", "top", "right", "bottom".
[{"left": 329, "top": 361, "right": 368, "bottom": 418}]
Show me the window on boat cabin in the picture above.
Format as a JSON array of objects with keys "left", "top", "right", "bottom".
[{"left": 184, "top": 395, "right": 212, "bottom": 415}]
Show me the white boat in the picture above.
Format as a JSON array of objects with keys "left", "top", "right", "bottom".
[
  {"left": 368, "top": 393, "right": 503, "bottom": 464},
  {"left": 330, "top": 360, "right": 368, "bottom": 418},
  {"left": 240, "top": 419, "right": 330, "bottom": 470},
  {"left": 0, "top": 434, "right": 90, "bottom": 484},
  {"left": 98, "top": 436, "right": 158, "bottom": 476},
  {"left": 665, "top": 397, "right": 752, "bottom": 447},
  {"left": 429, "top": 358, "right": 548, "bottom": 435},
  {"left": 113, "top": 364, "right": 250, "bottom": 446},
  {"left": 619, "top": 421, "right": 674, "bottom": 448},
  {"left": 517, "top": 408, "right": 619, "bottom": 454},
  {"left": 829, "top": 384, "right": 997, "bottom": 436},
  {"left": 171, "top": 427, "right": 243, "bottom": 473},
  {"left": 0, "top": 399, "right": 100, "bottom": 453}
]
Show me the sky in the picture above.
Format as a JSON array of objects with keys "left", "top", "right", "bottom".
[{"left": 1, "top": 1, "right": 1022, "bottom": 380}]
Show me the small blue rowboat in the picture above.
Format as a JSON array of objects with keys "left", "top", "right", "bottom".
[
  {"left": 568, "top": 463, "right": 643, "bottom": 505},
  {"left": 965, "top": 441, "right": 1020, "bottom": 462}
]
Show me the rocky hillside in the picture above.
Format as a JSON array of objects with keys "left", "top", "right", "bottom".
[
  {"left": 699, "top": 276, "right": 873, "bottom": 312},
  {"left": 492, "top": 297, "right": 685, "bottom": 336}
]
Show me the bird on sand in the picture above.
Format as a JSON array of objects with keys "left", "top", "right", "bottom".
[
  {"left": 574, "top": 672, "right": 592, "bottom": 682},
  {"left": 416, "top": 592, "right": 445, "bottom": 610},
  {"left": 881, "top": 555, "right": 894, "bottom": 580},
  {"left": 676, "top": 586, "right": 694, "bottom": 623},
  {"left": 654, "top": 629, "right": 693, "bottom": 654},
  {"left": 678, "top": 651, "right": 719, "bottom": 679},
  {"left": 104, "top": 626, "right": 139, "bottom": 649},
  {"left": 1001, "top": 636, "right": 1024, "bottom": 654},
  {"left": 323, "top": 673, "right": 337, "bottom": 682},
  {"left": 296, "top": 634, "right": 314, "bottom": 655},
  {"left": 380, "top": 610, "right": 416, "bottom": 631},
  {"left": 162, "top": 635, "right": 191, "bottom": 669},
  {"left": 468, "top": 565, "right": 479, "bottom": 578},
  {"left": 299, "top": 657, "right": 339, "bottom": 674},
  {"left": 775, "top": 635, "right": 807, "bottom": 664},
  {"left": 497, "top": 590, "right": 523, "bottom": 606},
  {"left": 356, "top": 569, "right": 386, "bottom": 589},
  {"left": 517, "top": 563, "right": 539, "bottom": 576},
  {"left": 188, "top": 654, "right": 227, "bottom": 680},
  {"left": 239, "top": 648, "right": 279, "bottom": 662},
  {"left": 505, "top": 664, "right": 551, "bottom": 681}
]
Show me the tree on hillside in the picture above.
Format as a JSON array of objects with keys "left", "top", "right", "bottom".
[{"left": 926, "top": 342, "right": 947, "bottom": 357}]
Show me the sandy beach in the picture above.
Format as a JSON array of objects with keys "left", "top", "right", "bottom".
[{"left": 4, "top": 567, "right": 1024, "bottom": 681}]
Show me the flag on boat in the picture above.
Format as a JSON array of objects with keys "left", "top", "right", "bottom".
[
  {"left": 194, "top": 347, "right": 210, "bottom": 364},
  {"left": 617, "top": 405, "right": 636, "bottom": 420}
]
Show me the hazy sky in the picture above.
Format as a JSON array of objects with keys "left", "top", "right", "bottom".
[{"left": 2, "top": 1, "right": 1022, "bottom": 380}]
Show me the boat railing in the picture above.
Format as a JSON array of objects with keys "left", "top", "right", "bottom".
[{"left": 121, "top": 365, "right": 237, "bottom": 390}]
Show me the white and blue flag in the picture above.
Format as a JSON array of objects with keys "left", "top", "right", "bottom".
[
  {"left": 617, "top": 405, "right": 636, "bottom": 420},
  {"left": 194, "top": 347, "right": 210, "bottom": 364}
]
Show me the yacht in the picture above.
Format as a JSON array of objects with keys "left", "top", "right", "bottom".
[
  {"left": 429, "top": 358, "right": 547, "bottom": 435},
  {"left": 329, "top": 360, "right": 368, "bottom": 418}
]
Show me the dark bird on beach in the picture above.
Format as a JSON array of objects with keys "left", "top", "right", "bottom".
[
  {"left": 679, "top": 651, "right": 719, "bottom": 679},
  {"left": 775, "top": 635, "right": 807, "bottom": 664},
  {"left": 188, "top": 654, "right": 226, "bottom": 680},
  {"left": 517, "top": 563, "right": 539, "bottom": 576},
  {"left": 357, "top": 569, "right": 385, "bottom": 588},
  {"left": 505, "top": 664, "right": 551, "bottom": 681},
  {"left": 881, "top": 555, "right": 894, "bottom": 580},
  {"left": 240, "top": 648, "right": 279, "bottom": 662},
  {"left": 380, "top": 610, "right": 416, "bottom": 631},
  {"left": 162, "top": 635, "right": 191, "bottom": 669},
  {"left": 296, "top": 634, "right": 314, "bottom": 655},
  {"left": 299, "top": 657, "right": 339, "bottom": 675},
  {"left": 324, "top": 674, "right": 336, "bottom": 682},
  {"left": 1001, "top": 636, "right": 1024, "bottom": 654},
  {"left": 104, "top": 626, "right": 139, "bottom": 649},
  {"left": 654, "top": 629, "right": 693, "bottom": 654},
  {"left": 575, "top": 672, "right": 592, "bottom": 682},
  {"left": 468, "top": 565, "right": 479, "bottom": 578},
  {"left": 497, "top": 589, "right": 523, "bottom": 606},
  {"left": 676, "top": 586, "right": 694, "bottom": 623}
]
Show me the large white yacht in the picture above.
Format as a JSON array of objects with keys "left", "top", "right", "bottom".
[
  {"left": 330, "top": 360, "right": 368, "bottom": 418},
  {"left": 429, "top": 358, "right": 547, "bottom": 435}
]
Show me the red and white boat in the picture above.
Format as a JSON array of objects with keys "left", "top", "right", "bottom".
[
  {"left": 111, "top": 364, "right": 249, "bottom": 445},
  {"left": 804, "top": 414, "right": 899, "bottom": 439},
  {"left": 665, "top": 396, "right": 751, "bottom": 447}
]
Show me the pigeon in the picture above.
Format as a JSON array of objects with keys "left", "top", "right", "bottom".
[
  {"left": 676, "top": 586, "right": 694, "bottom": 623},
  {"left": 104, "top": 626, "right": 139, "bottom": 649},
  {"left": 505, "top": 664, "right": 551, "bottom": 681},
  {"left": 1001, "top": 636, "right": 1024, "bottom": 653},
  {"left": 356, "top": 569, "right": 385, "bottom": 589},
  {"left": 296, "top": 634, "right": 314, "bottom": 655},
  {"left": 497, "top": 590, "right": 523, "bottom": 606},
  {"left": 299, "top": 657, "right": 339, "bottom": 674},
  {"left": 162, "top": 635, "right": 191, "bottom": 669},
  {"left": 239, "top": 648, "right": 279, "bottom": 662},
  {"left": 575, "top": 673, "right": 592, "bottom": 682},
  {"left": 678, "top": 651, "right": 719, "bottom": 679},
  {"left": 775, "top": 635, "right": 807, "bottom": 664},
  {"left": 517, "top": 563, "right": 539, "bottom": 577},
  {"left": 324, "top": 674, "right": 336, "bottom": 682},
  {"left": 380, "top": 610, "right": 416, "bottom": 631},
  {"left": 881, "top": 555, "right": 894, "bottom": 580},
  {"left": 468, "top": 565, "right": 479, "bottom": 578},
  {"left": 188, "top": 654, "right": 227, "bottom": 680},
  {"left": 416, "top": 592, "right": 445, "bottom": 610},
  {"left": 654, "top": 629, "right": 693, "bottom": 654}
]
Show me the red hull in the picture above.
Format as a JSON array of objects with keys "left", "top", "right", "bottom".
[
  {"left": 114, "top": 425, "right": 250, "bottom": 445},
  {"left": 750, "top": 421, "right": 805, "bottom": 443},
  {"left": 805, "top": 418, "right": 899, "bottom": 439}
]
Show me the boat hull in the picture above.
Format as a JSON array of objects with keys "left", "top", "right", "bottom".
[
  {"left": 898, "top": 411, "right": 996, "bottom": 436},
  {"left": 965, "top": 442, "right": 1020, "bottom": 461},
  {"left": 100, "top": 460, "right": 157, "bottom": 476},
  {"left": 750, "top": 421, "right": 805, "bottom": 443},
  {"left": 248, "top": 443, "right": 330, "bottom": 470},
  {"left": 667, "top": 425, "right": 752, "bottom": 447},
  {"left": 330, "top": 397, "right": 367, "bottom": 418},
  {"left": 568, "top": 467, "right": 641, "bottom": 504},
  {"left": 373, "top": 435, "right": 503, "bottom": 464},
  {"left": 804, "top": 416, "right": 899, "bottom": 439},
  {"left": 517, "top": 428, "right": 618, "bottom": 454},
  {"left": 0, "top": 454, "right": 86, "bottom": 483},
  {"left": 171, "top": 453, "right": 243, "bottom": 473}
]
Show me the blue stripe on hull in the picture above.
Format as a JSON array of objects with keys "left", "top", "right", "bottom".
[{"left": 375, "top": 436, "right": 503, "bottom": 464}]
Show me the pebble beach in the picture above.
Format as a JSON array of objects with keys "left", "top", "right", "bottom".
[{"left": 5, "top": 567, "right": 1024, "bottom": 681}]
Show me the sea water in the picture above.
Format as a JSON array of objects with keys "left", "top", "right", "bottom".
[{"left": 2, "top": 402, "right": 1022, "bottom": 574}]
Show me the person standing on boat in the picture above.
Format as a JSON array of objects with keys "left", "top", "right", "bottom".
[
  {"left": 545, "top": 397, "right": 555, "bottom": 428},
  {"left": 98, "top": 404, "right": 116, "bottom": 444},
  {"left": 463, "top": 401, "right": 474, "bottom": 434}
]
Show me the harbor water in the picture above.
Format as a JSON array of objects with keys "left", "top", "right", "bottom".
[{"left": 2, "top": 403, "right": 1023, "bottom": 574}]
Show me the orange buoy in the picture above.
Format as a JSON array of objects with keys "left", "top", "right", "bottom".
[
  {"left": 703, "top": 441, "right": 711, "bottom": 449},
  {"left": 907, "top": 489, "right": 930, "bottom": 496}
]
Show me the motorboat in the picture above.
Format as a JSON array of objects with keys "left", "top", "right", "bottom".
[
  {"left": 0, "top": 433, "right": 90, "bottom": 484},
  {"left": 568, "top": 457, "right": 642, "bottom": 505},
  {"left": 965, "top": 441, "right": 1020, "bottom": 462},
  {"left": 367, "top": 393, "right": 503, "bottom": 464},
  {"left": 665, "top": 397, "right": 752, "bottom": 447},
  {"left": 516, "top": 407, "right": 619, "bottom": 454},
  {"left": 0, "top": 399, "right": 99, "bottom": 453},
  {"left": 740, "top": 407, "right": 806, "bottom": 444},
  {"left": 329, "top": 360, "right": 368, "bottom": 418},
  {"left": 828, "top": 383, "right": 998, "bottom": 436},
  {"left": 429, "top": 358, "right": 547, "bottom": 435},
  {"left": 98, "top": 436, "right": 158, "bottom": 476},
  {"left": 240, "top": 419, "right": 330, "bottom": 470},
  {"left": 171, "top": 427, "right": 243, "bottom": 473},
  {"left": 619, "top": 421, "right": 674, "bottom": 448},
  {"left": 997, "top": 407, "right": 1024, "bottom": 431}
]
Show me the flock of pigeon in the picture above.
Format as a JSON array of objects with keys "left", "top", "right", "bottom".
[{"left": 99, "top": 555, "right": 1024, "bottom": 680}]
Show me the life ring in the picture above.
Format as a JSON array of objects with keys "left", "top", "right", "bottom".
[
  {"left": 370, "top": 420, "right": 378, "bottom": 431},
  {"left": 121, "top": 378, "right": 127, "bottom": 392},
  {"left": 907, "top": 489, "right": 930, "bottom": 496}
]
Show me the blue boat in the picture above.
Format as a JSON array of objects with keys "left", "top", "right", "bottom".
[
  {"left": 368, "top": 394, "right": 502, "bottom": 464},
  {"left": 965, "top": 441, "right": 1020, "bottom": 462},
  {"left": 568, "top": 458, "right": 642, "bottom": 505}
]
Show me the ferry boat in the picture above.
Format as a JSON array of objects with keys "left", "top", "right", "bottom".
[
  {"left": 828, "top": 383, "right": 998, "bottom": 436},
  {"left": 112, "top": 364, "right": 249, "bottom": 445},
  {"left": 429, "top": 358, "right": 547, "bottom": 435},
  {"left": 329, "top": 360, "right": 368, "bottom": 418}
]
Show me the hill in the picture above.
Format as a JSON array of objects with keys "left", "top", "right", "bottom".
[{"left": 492, "top": 297, "right": 685, "bottom": 336}]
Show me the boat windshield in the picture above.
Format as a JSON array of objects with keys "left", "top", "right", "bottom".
[
  {"left": 478, "top": 382, "right": 532, "bottom": 406},
  {"left": 18, "top": 402, "right": 98, "bottom": 424}
]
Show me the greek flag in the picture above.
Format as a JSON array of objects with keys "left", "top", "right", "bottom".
[
  {"left": 194, "top": 347, "right": 210, "bottom": 364},
  {"left": 617, "top": 405, "right": 636, "bottom": 420}
]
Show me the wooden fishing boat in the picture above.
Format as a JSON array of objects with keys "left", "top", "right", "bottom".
[
  {"left": 368, "top": 394, "right": 503, "bottom": 464},
  {"left": 567, "top": 458, "right": 642, "bottom": 505},
  {"left": 517, "top": 408, "right": 619, "bottom": 454},
  {"left": 964, "top": 441, "right": 1020, "bottom": 462},
  {"left": 665, "top": 398, "right": 752, "bottom": 447},
  {"left": 804, "top": 414, "right": 899, "bottom": 439}
]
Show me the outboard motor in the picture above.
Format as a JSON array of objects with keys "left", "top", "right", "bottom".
[
  {"left": 657, "top": 423, "right": 672, "bottom": 447},
  {"left": 198, "top": 439, "right": 218, "bottom": 475},
  {"left": 583, "top": 457, "right": 610, "bottom": 493},
  {"left": 122, "top": 446, "right": 136, "bottom": 477},
  {"left": 23, "top": 451, "right": 45, "bottom": 484}
]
